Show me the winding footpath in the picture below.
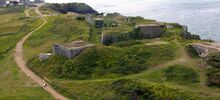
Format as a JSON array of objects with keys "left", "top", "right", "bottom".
[{"left": 14, "top": 7, "right": 68, "bottom": 100}]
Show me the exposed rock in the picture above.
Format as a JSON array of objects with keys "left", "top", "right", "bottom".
[
  {"left": 191, "top": 43, "right": 220, "bottom": 58},
  {"left": 45, "top": 3, "right": 98, "bottom": 14},
  {"left": 39, "top": 53, "right": 52, "bottom": 62},
  {"left": 53, "top": 40, "right": 94, "bottom": 59},
  {"left": 181, "top": 25, "right": 201, "bottom": 40}
]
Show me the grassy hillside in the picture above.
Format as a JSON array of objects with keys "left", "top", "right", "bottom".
[
  {"left": 28, "top": 43, "right": 175, "bottom": 80},
  {"left": 0, "top": 7, "right": 53, "bottom": 99},
  {"left": 6, "top": 3, "right": 218, "bottom": 100}
]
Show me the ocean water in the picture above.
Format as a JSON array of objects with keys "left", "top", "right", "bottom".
[{"left": 46, "top": 0, "right": 220, "bottom": 42}]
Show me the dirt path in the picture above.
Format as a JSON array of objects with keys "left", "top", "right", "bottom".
[{"left": 14, "top": 7, "right": 68, "bottom": 100}]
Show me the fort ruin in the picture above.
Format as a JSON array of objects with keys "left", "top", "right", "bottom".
[
  {"left": 53, "top": 40, "right": 94, "bottom": 59},
  {"left": 135, "top": 24, "right": 163, "bottom": 39}
]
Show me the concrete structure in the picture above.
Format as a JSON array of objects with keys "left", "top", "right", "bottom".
[
  {"left": 39, "top": 53, "right": 52, "bottom": 62},
  {"left": 135, "top": 24, "right": 163, "bottom": 39},
  {"left": 0, "top": 0, "right": 6, "bottom": 7},
  {"left": 34, "top": 0, "right": 44, "bottom": 3},
  {"left": 191, "top": 43, "right": 220, "bottom": 58},
  {"left": 53, "top": 41, "right": 94, "bottom": 59},
  {"left": 20, "top": 0, "right": 30, "bottom": 5},
  {"left": 6, "top": 0, "right": 19, "bottom": 6},
  {"left": 85, "top": 14, "right": 104, "bottom": 28},
  {"left": 166, "top": 24, "right": 174, "bottom": 29},
  {"left": 5, "top": 0, "right": 31, "bottom": 6},
  {"left": 101, "top": 32, "right": 129, "bottom": 45},
  {"left": 181, "top": 25, "right": 200, "bottom": 40}
]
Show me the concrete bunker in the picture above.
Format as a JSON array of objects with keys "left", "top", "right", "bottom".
[
  {"left": 135, "top": 24, "right": 163, "bottom": 39},
  {"left": 85, "top": 14, "right": 104, "bottom": 28},
  {"left": 53, "top": 40, "right": 94, "bottom": 59}
]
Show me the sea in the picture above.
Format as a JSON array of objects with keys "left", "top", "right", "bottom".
[{"left": 46, "top": 0, "right": 220, "bottom": 42}]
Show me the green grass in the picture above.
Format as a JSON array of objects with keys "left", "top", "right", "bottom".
[
  {"left": 28, "top": 42, "right": 176, "bottom": 80},
  {"left": 20, "top": 10, "right": 220, "bottom": 100},
  {"left": 0, "top": 7, "right": 53, "bottom": 99},
  {"left": 163, "top": 64, "right": 200, "bottom": 84},
  {"left": 29, "top": 9, "right": 38, "bottom": 17},
  {"left": 24, "top": 15, "right": 90, "bottom": 60}
]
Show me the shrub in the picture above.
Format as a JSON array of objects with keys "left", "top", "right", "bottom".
[
  {"left": 76, "top": 16, "right": 85, "bottom": 21},
  {"left": 33, "top": 46, "right": 148, "bottom": 80},
  {"left": 207, "top": 68, "right": 220, "bottom": 88},
  {"left": 111, "top": 79, "right": 156, "bottom": 100},
  {"left": 29, "top": 44, "right": 175, "bottom": 80},
  {"left": 163, "top": 65, "right": 200, "bottom": 84},
  {"left": 186, "top": 45, "right": 199, "bottom": 58},
  {"left": 205, "top": 52, "right": 220, "bottom": 68},
  {"left": 111, "top": 40, "right": 142, "bottom": 47}
]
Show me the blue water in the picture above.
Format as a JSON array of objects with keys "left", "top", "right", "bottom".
[{"left": 46, "top": 0, "right": 220, "bottom": 42}]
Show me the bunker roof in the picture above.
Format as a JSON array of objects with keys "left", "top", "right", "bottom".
[{"left": 64, "top": 40, "right": 91, "bottom": 47}]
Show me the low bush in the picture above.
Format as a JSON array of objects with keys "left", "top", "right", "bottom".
[
  {"left": 205, "top": 52, "right": 220, "bottom": 68},
  {"left": 207, "top": 68, "right": 220, "bottom": 88},
  {"left": 186, "top": 45, "right": 199, "bottom": 58},
  {"left": 111, "top": 40, "right": 142, "bottom": 47},
  {"left": 29, "top": 46, "right": 148, "bottom": 80},
  {"left": 111, "top": 79, "right": 199, "bottom": 100},
  {"left": 111, "top": 79, "right": 156, "bottom": 100},
  {"left": 163, "top": 65, "right": 200, "bottom": 84}
]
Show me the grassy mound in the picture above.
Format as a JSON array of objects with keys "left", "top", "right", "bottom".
[
  {"left": 205, "top": 52, "right": 220, "bottom": 68},
  {"left": 29, "top": 44, "right": 175, "bottom": 80},
  {"left": 207, "top": 68, "right": 220, "bottom": 88},
  {"left": 111, "top": 79, "right": 156, "bottom": 100},
  {"left": 163, "top": 65, "right": 200, "bottom": 84}
]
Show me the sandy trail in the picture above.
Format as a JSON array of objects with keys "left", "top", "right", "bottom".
[{"left": 14, "top": 7, "right": 68, "bottom": 100}]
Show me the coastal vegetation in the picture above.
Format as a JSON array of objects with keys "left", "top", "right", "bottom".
[
  {"left": 42, "top": 3, "right": 98, "bottom": 14},
  {"left": 1, "top": 3, "right": 220, "bottom": 100}
]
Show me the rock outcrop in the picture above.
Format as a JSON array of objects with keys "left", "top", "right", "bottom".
[
  {"left": 45, "top": 3, "right": 98, "bottom": 14},
  {"left": 181, "top": 25, "right": 200, "bottom": 40}
]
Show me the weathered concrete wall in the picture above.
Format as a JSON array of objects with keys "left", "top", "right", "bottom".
[
  {"left": 101, "top": 32, "right": 129, "bottom": 45},
  {"left": 191, "top": 43, "right": 220, "bottom": 58},
  {"left": 85, "top": 14, "right": 104, "bottom": 28},
  {"left": 53, "top": 42, "right": 94, "bottom": 59},
  {"left": 135, "top": 24, "right": 162, "bottom": 39},
  {"left": 85, "top": 14, "right": 94, "bottom": 25}
]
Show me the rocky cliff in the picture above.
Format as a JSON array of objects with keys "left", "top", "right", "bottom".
[{"left": 45, "top": 3, "right": 98, "bottom": 14}]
